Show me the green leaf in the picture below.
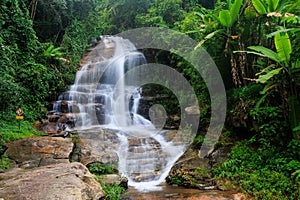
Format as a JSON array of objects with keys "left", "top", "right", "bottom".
[
  {"left": 255, "top": 93, "right": 268, "bottom": 109},
  {"left": 234, "top": 50, "right": 274, "bottom": 59},
  {"left": 252, "top": 0, "right": 267, "bottom": 15},
  {"left": 260, "top": 82, "right": 278, "bottom": 94},
  {"left": 257, "top": 67, "right": 283, "bottom": 83},
  {"left": 266, "top": 0, "right": 276, "bottom": 12},
  {"left": 274, "top": 32, "right": 292, "bottom": 62},
  {"left": 256, "top": 64, "right": 276, "bottom": 76},
  {"left": 230, "top": 0, "right": 243, "bottom": 25},
  {"left": 293, "top": 126, "right": 300, "bottom": 131},
  {"left": 244, "top": 6, "right": 256, "bottom": 19},
  {"left": 194, "top": 30, "right": 223, "bottom": 49},
  {"left": 288, "top": 96, "right": 300, "bottom": 137},
  {"left": 266, "top": 28, "right": 295, "bottom": 38},
  {"left": 271, "top": 0, "right": 280, "bottom": 11},
  {"left": 219, "top": 10, "right": 232, "bottom": 27},
  {"left": 248, "top": 46, "right": 282, "bottom": 63}
]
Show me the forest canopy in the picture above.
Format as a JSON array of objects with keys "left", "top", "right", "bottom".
[{"left": 0, "top": 0, "right": 300, "bottom": 199}]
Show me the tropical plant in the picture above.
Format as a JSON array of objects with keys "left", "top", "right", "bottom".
[
  {"left": 234, "top": 15, "right": 300, "bottom": 137},
  {"left": 43, "top": 44, "right": 63, "bottom": 60}
]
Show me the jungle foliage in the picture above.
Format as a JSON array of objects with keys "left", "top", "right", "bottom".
[{"left": 0, "top": 0, "right": 300, "bottom": 199}]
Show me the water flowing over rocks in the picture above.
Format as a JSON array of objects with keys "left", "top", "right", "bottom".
[
  {"left": 0, "top": 162, "right": 104, "bottom": 200},
  {"left": 22, "top": 36, "right": 247, "bottom": 199}
]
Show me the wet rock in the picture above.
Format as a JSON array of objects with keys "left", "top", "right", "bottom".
[
  {"left": 0, "top": 162, "right": 104, "bottom": 200},
  {"left": 166, "top": 142, "right": 233, "bottom": 191},
  {"left": 185, "top": 105, "right": 200, "bottom": 115},
  {"left": 78, "top": 129, "right": 120, "bottom": 165},
  {"left": 166, "top": 148, "right": 215, "bottom": 190},
  {"left": 5, "top": 136, "right": 73, "bottom": 168},
  {"left": 102, "top": 174, "right": 128, "bottom": 189},
  {"left": 47, "top": 113, "right": 62, "bottom": 122},
  {"left": 208, "top": 146, "right": 231, "bottom": 166},
  {"left": 41, "top": 122, "right": 58, "bottom": 134}
]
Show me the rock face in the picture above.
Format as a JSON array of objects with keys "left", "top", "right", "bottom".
[
  {"left": 5, "top": 136, "right": 74, "bottom": 168},
  {"left": 0, "top": 162, "right": 104, "bottom": 200},
  {"left": 72, "top": 128, "right": 120, "bottom": 165},
  {"left": 166, "top": 146, "right": 231, "bottom": 190},
  {"left": 102, "top": 174, "right": 128, "bottom": 189},
  {"left": 166, "top": 148, "right": 215, "bottom": 190}
]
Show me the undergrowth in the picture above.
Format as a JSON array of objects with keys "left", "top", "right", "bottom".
[
  {"left": 0, "top": 120, "right": 44, "bottom": 170},
  {"left": 213, "top": 140, "right": 300, "bottom": 200},
  {"left": 87, "top": 163, "right": 126, "bottom": 200},
  {"left": 100, "top": 181, "right": 126, "bottom": 200},
  {"left": 0, "top": 120, "right": 44, "bottom": 142}
]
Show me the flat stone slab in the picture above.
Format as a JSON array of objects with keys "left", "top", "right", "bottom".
[
  {"left": 5, "top": 136, "right": 74, "bottom": 168},
  {"left": 0, "top": 162, "right": 104, "bottom": 200}
]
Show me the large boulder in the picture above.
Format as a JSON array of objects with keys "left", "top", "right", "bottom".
[
  {"left": 76, "top": 128, "right": 120, "bottom": 165},
  {"left": 166, "top": 148, "right": 215, "bottom": 190},
  {"left": 5, "top": 136, "right": 74, "bottom": 168},
  {"left": 0, "top": 162, "right": 104, "bottom": 200},
  {"left": 166, "top": 144, "right": 232, "bottom": 190}
]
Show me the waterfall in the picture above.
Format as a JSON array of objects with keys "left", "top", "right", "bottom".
[{"left": 54, "top": 36, "right": 188, "bottom": 191}]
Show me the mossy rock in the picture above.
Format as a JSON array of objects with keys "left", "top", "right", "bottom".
[{"left": 166, "top": 148, "right": 214, "bottom": 189}]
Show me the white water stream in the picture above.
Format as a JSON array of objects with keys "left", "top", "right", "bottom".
[{"left": 59, "top": 36, "right": 190, "bottom": 191}]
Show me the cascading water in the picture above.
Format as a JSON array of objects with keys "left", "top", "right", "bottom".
[{"left": 54, "top": 36, "right": 191, "bottom": 191}]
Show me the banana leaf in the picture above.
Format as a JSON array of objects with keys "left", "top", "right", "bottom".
[
  {"left": 274, "top": 32, "right": 292, "bottom": 62},
  {"left": 256, "top": 67, "right": 283, "bottom": 83},
  {"left": 248, "top": 46, "right": 282, "bottom": 63},
  {"left": 230, "top": 0, "right": 243, "bottom": 25},
  {"left": 194, "top": 30, "right": 223, "bottom": 49},
  {"left": 219, "top": 10, "right": 232, "bottom": 28},
  {"left": 252, "top": 0, "right": 267, "bottom": 15},
  {"left": 266, "top": 0, "right": 279, "bottom": 12}
]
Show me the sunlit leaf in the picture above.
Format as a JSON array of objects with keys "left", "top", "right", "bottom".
[
  {"left": 266, "top": 28, "right": 296, "bottom": 38},
  {"left": 274, "top": 32, "right": 292, "bottom": 62},
  {"left": 266, "top": 0, "right": 279, "bottom": 12},
  {"left": 219, "top": 10, "right": 232, "bottom": 27},
  {"left": 194, "top": 30, "right": 223, "bottom": 49},
  {"left": 257, "top": 67, "right": 283, "bottom": 83},
  {"left": 230, "top": 0, "right": 243, "bottom": 25},
  {"left": 248, "top": 46, "right": 281, "bottom": 63},
  {"left": 255, "top": 64, "right": 276, "bottom": 76},
  {"left": 244, "top": 6, "right": 256, "bottom": 19},
  {"left": 252, "top": 0, "right": 267, "bottom": 15}
]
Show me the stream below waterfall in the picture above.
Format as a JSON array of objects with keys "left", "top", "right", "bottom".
[
  {"left": 122, "top": 184, "right": 240, "bottom": 200},
  {"left": 51, "top": 35, "right": 196, "bottom": 191}
]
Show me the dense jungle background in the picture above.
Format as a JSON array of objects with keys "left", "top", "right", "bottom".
[{"left": 0, "top": 0, "right": 300, "bottom": 199}]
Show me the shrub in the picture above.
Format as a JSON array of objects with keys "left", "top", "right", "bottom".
[{"left": 213, "top": 142, "right": 300, "bottom": 200}]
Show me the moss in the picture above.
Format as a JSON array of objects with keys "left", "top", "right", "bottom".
[{"left": 0, "top": 153, "right": 12, "bottom": 170}]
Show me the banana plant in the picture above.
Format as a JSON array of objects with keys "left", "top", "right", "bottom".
[
  {"left": 252, "top": 0, "right": 279, "bottom": 15},
  {"left": 219, "top": 0, "right": 243, "bottom": 28},
  {"left": 235, "top": 29, "right": 300, "bottom": 137},
  {"left": 194, "top": 0, "right": 244, "bottom": 49},
  {"left": 234, "top": 31, "right": 293, "bottom": 84},
  {"left": 43, "top": 44, "right": 63, "bottom": 60}
]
